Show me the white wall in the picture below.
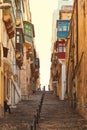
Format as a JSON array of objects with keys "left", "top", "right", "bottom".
[{"left": 62, "top": 64, "right": 66, "bottom": 100}]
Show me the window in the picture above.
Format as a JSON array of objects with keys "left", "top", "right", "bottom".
[
  {"left": 24, "top": 22, "right": 33, "bottom": 43},
  {"left": 59, "top": 44, "right": 62, "bottom": 47},
  {"left": 64, "top": 47, "right": 66, "bottom": 52},
  {"left": 62, "top": 44, "right": 66, "bottom": 52},
  {"left": 68, "top": 26, "right": 70, "bottom": 31},
  {"left": 24, "top": 35, "right": 33, "bottom": 43},
  {"left": 26, "top": 24, "right": 28, "bottom": 29},
  {"left": 59, "top": 47, "right": 62, "bottom": 52},
  {"left": 17, "top": 31, "right": 20, "bottom": 34},
  {"left": 17, "top": 36, "right": 20, "bottom": 43},
  {"left": 29, "top": 30, "right": 32, "bottom": 36},
  {"left": 63, "top": 26, "right": 67, "bottom": 31},
  {"left": 58, "top": 27, "right": 62, "bottom": 31},
  {"left": 24, "top": 23, "right": 32, "bottom": 36},
  {"left": 16, "top": 31, "right": 21, "bottom": 43},
  {"left": 58, "top": 43, "right": 66, "bottom": 53},
  {"left": 26, "top": 29, "right": 29, "bottom": 34}
]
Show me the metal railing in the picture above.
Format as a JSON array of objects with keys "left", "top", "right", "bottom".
[{"left": 30, "top": 93, "right": 44, "bottom": 130}]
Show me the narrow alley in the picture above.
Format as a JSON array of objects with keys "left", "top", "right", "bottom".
[
  {"left": 1, "top": 0, "right": 87, "bottom": 129},
  {"left": 0, "top": 91, "right": 87, "bottom": 130}
]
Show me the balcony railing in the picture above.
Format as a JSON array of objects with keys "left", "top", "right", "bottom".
[{"left": 16, "top": 42, "right": 23, "bottom": 69}]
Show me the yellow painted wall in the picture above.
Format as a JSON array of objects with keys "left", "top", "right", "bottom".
[{"left": 66, "top": 0, "right": 87, "bottom": 118}]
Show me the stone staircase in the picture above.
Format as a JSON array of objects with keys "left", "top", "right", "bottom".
[
  {"left": 37, "top": 91, "right": 87, "bottom": 130},
  {"left": 0, "top": 91, "right": 87, "bottom": 130},
  {"left": 0, "top": 92, "right": 43, "bottom": 130}
]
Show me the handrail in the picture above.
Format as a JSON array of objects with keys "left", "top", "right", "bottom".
[{"left": 30, "top": 93, "right": 45, "bottom": 130}]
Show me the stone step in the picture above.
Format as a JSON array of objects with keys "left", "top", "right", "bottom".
[
  {"left": 0, "top": 123, "right": 31, "bottom": 130},
  {"left": 0, "top": 91, "right": 87, "bottom": 130},
  {"left": 36, "top": 91, "right": 87, "bottom": 130},
  {"left": 0, "top": 92, "right": 43, "bottom": 129}
]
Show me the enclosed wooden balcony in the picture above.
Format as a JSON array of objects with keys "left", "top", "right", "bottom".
[
  {"left": 16, "top": 59, "right": 23, "bottom": 69},
  {"left": 16, "top": 44, "right": 23, "bottom": 69},
  {"left": 34, "top": 69, "right": 39, "bottom": 80},
  {"left": 16, "top": 55, "right": 23, "bottom": 69},
  {"left": 16, "top": 51, "right": 22, "bottom": 60},
  {"left": 3, "top": 0, "right": 14, "bottom": 38},
  {"left": 26, "top": 46, "right": 33, "bottom": 59},
  {"left": 15, "top": 28, "right": 24, "bottom": 69},
  {"left": 26, "top": 51, "right": 33, "bottom": 59},
  {"left": 16, "top": 9, "right": 23, "bottom": 29},
  {"left": 23, "top": 21, "right": 35, "bottom": 47},
  {"left": 35, "top": 58, "right": 40, "bottom": 68}
]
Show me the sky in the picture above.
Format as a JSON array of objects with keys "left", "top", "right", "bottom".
[{"left": 29, "top": 0, "right": 73, "bottom": 90}]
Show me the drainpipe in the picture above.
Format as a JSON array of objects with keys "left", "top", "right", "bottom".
[{"left": 76, "top": 0, "right": 78, "bottom": 64}]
